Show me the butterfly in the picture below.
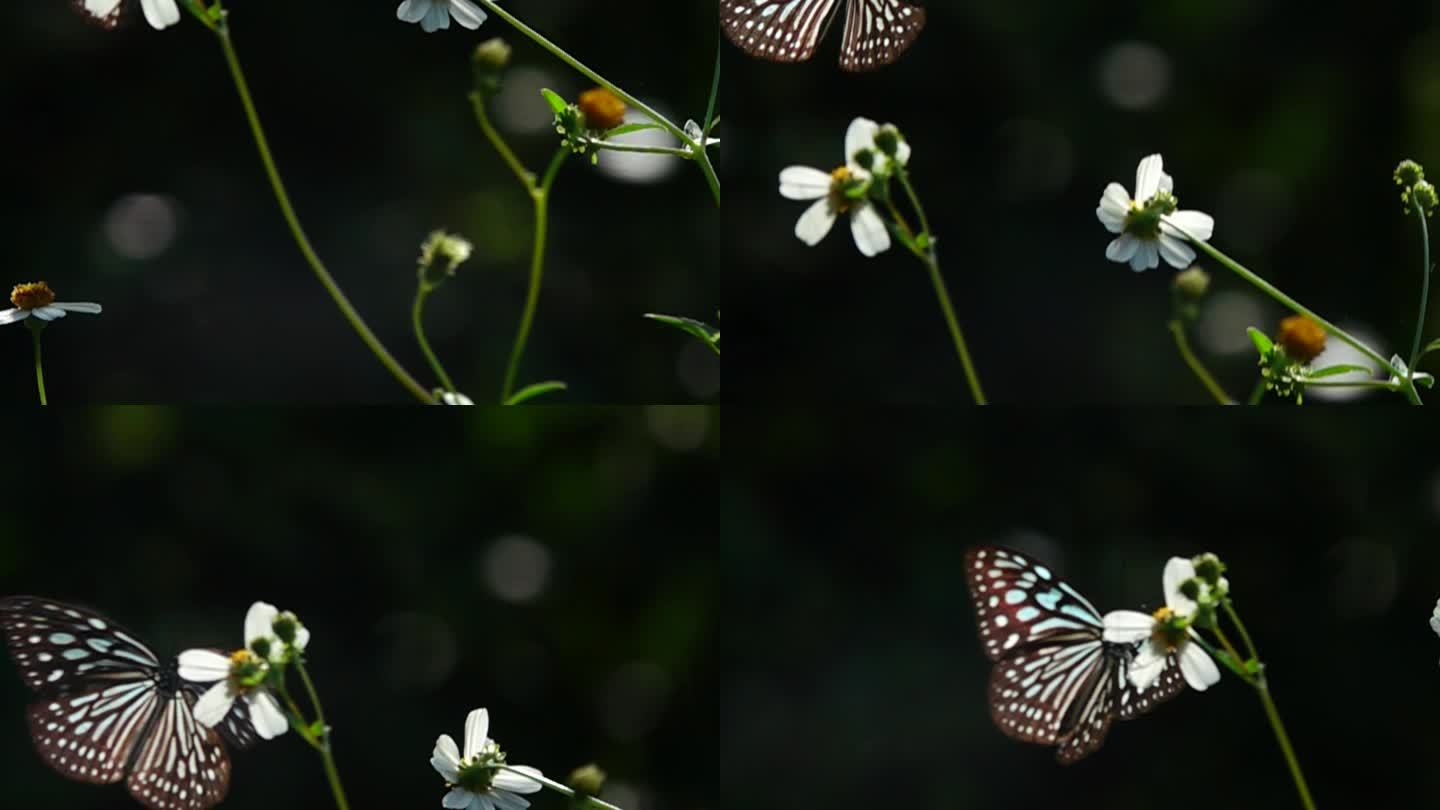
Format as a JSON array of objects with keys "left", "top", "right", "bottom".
[
  {"left": 719, "top": 0, "right": 927, "bottom": 72},
  {"left": 0, "top": 596, "right": 256, "bottom": 810},
  {"left": 73, "top": 0, "right": 182, "bottom": 30},
  {"left": 963, "top": 546, "right": 1186, "bottom": 763}
]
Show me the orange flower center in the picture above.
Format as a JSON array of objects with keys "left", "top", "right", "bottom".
[
  {"left": 10, "top": 282, "right": 55, "bottom": 310},
  {"left": 577, "top": 88, "right": 626, "bottom": 131}
]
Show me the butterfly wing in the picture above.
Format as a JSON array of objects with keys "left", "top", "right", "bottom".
[
  {"left": 964, "top": 546, "right": 1107, "bottom": 661},
  {"left": 1115, "top": 651, "right": 1186, "bottom": 721},
  {"left": 125, "top": 685, "right": 232, "bottom": 810},
  {"left": 181, "top": 675, "right": 259, "bottom": 751},
  {"left": 720, "top": 0, "right": 842, "bottom": 65},
  {"left": 838, "top": 0, "right": 926, "bottom": 71}
]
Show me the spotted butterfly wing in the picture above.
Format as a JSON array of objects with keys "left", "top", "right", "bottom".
[
  {"left": 73, "top": 0, "right": 126, "bottom": 28},
  {"left": 964, "top": 547, "right": 1185, "bottom": 763},
  {"left": 0, "top": 596, "right": 254, "bottom": 810},
  {"left": 719, "top": 0, "right": 926, "bottom": 72}
]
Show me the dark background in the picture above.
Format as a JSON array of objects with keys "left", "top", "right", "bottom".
[
  {"left": 0, "top": 407, "right": 718, "bottom": 809},
  {"left": 2, "top": 3, "right": 719, "bottom": 402},
  {"left": 723, "top": 1, "right": 1440, "bottom": 402},
  {"left": 723, "top": 412, "right": 1440, "bottom": 807}
]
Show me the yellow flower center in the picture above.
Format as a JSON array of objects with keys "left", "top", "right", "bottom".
[
  {"left": 1149, "top": 606, "right": 1186, "bottom": 650},
  {"left": 10, "top": 282, "right": 55, "bottom": 310},
  {"left": 829, "top": 166, "right": 856, "bottom": 214},
  {"left": 577, "top": 88, "right": 626, "bottom": 132}
]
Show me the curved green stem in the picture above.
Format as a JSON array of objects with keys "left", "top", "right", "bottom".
[
  {"left": 1221, "top": 600, "right": 1260, "bottom": 662},
  {"left": 1248, "top": 379, "right": 1266, "bottom": 405},
  {"left": 496, "top": 765, "right": 627, "bottom": 810},
  {"left": 29, "top": 325, "right": 46, "bottom": 406},
  {"left": 1177, "top": 229, "right": 1413, "bottom": 402},
  {"left": 469, "top": 0, "right": 719, "bottom": 205},
  {"left": 1255, "top": 677, "right": 1317, "bottom": 810},
  {"left": 588, "top": 141, "right": 697, "bottom": 157},
  {"left": 412, "top": 287, "right": 456, "bottom": 392},
  {"left": 296, "top": 660, "right": 351, "bottom": 810},
  {"left": 1168, "top": 320, "right": 1234, "bottom": 404},
  {"left": 214, "top": 24, "right": 434, "bottom": 403},
  {"left": 1407, "top": 196, "right": 1432, "bottom": 395},
  {"left": 500, "top": 149, "right": 568, "bottom": 403},
  {"left": 470, "top": 93, "right": 536, "bottom": 191}
]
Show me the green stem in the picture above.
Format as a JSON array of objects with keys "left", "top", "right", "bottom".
[
  {"left": 1178, "top": 229, "right": 1414, "bottom": 402},
  {"left": 1255, "top": 678, "right": 1317, "bottom": 810},
  {"left": 412, "top": 287, "right": 456, "bottom": 392},
  {"left": 470, "top": 93, "right": 536, "bottom": 191},
  {"left": 469, "top": 0, "right": 719, "bottom": 205},
  {"left": 1407, "top": 195, "right": 1432, "bottom": 393},
  {"left": 215, "top": 25, "right": 434, "bottom": 404},
  {"left": 1221, "top": 600, "right": 1260, "bottom": 662},
  {"left": 588, "top": 141, "right": 697, "bottom": 157},
  {"left": 500, "top": 149, "right": 568, "bottom": 403},
  {"left": 1248, "top": 379, "right": 1266, "bottom": 405},
  {"left": 296, "top": 660, "right": 351, "bottom": 810},
  {"left": 496, "top": 765, "right": 627, "bottom": 810},
  {"left": 1167, "top": 320, "right": 1234, "bottom": 404},
  {"left": 888, "top": 173, "right": 987, "bottom": 404},
  {"left": 30, "top": 325, "right": 46, "bottom": 406}
]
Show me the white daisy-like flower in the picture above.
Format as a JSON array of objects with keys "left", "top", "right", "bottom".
[
  {"left": 0, "top": 282, "right": 101, "bottom": 326},
  {"left": 778, "top": 117, "right": 895, "bottom": 258},
  {"left": 1096, "top": 154, "right": 1215, "bottom": 272},
  {"left": 177, "top": 602, "right": 307, "bottom": 740},
  {"left": 1102, "top": 557, "right": 1221, "bottom": 692},
  {"left": 397, "top": 0, "right": 488, "bottom": 32},
  {"left": 79, "top": 0, "right": 181, "bottom": 30},
  {"left": 431, "top": 708, "right": 544, "bottom": 810}
]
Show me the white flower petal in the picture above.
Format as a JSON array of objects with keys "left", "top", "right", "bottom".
[
  {"left": 778, "top": 166, "right": 832, "bottom": 201},
  {"left": 176, "top": 649, "right": 232, "bottom": 682},
  {"left": 794, "top": 198, "right": 837, "bottom": 246},
  {"left": 473, "top": 796, "right": 496, "bottom": 810},
  {"left": 52, "top": 302, "right": 102, "bottom": 315},
  {"left": 448, "top": 0, "right": 487, "bottom": 28},
  {"left": 139, "top": 0, "right": 181, "bottom": 29},
  {"left": 1131, "top": 241, "right": 1160, "bottom": 272},
  {"left": 492, "top": 766, "right": 544, "bottom": 794},
  {"left": 1134, "top": 154, "right": 1165, "bottom": 201},
  {"left": 1127, "top": 643, "right": 1167, "bottom": 691},
  {"left": 31, "top": 307, "right": 63, "bottom": 321},
  {"left": 191, "top": 681, "right": 237, "bottom": 728},
  {"left": 397, "top": 0, "right": 430, "bottom": 23},
  {"left": 443, "top": 788, "right": 474, "bottom": 809},
  {"left": 845, "top": 117, "right": 880, "bottom": 170},
  {"left": 1097, "top": 183, "right": 1131, "bottom": 232},
  {"left": 431, "top": 735, "right": 461, "bottom": 782},
  {"left": 1163, "top": 557, "right": 1199, "bottom": 616},
  {"left": 1101, "top": 610, "right": 1155, "bottom": 643},
  {"left": 1164, "top": 210, "right": 1215, "bottom": 242},
  {"left": 1157, "top": 232, "right": 1196, "bottom": 269},
  {"left": 0, "top": 309, "right": 28, "bottom": 325},
  {"left": 487, "top": 789, "right": 530, "bottom": 810},
  {"left": 894, "top": 137, "right": 911, "bottom": 167},
  {"left": 1105, "top": 234, "right": 1139, "bottom": 265},
  {"left": 463, "top": 708, "right": 490, "bottom": 759},
  {"left": 422, "top": 4, "right": 450, "bottom": 31},
  {"left": 850, "top": 204, "right": 890, "bottom": 257},
  {"left": 293, "top": 624, "right": 310, "bottom": 651},
  {"left": 245, "top": 602, "right": 279, "bottom": 647},
  {"left": 246, "top": 689, "right": 290, "bottom": 739},
  {"left": 1431, "top": 600, "right": 1440, "bottom": 637},
  {"left": 1158, "top": 171, "right": 1174, "bottom": 194},
  {"left": 1179, "top": 640, "right": 1221, "bottom": 691}
]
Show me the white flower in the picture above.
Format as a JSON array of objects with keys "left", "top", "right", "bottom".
[
  {"left": 1102, "top": 557, "right": 1221, "bottom": 693},
  {"left": 440, "top": 391, "right": 475, "bottom": 405},
  {"left": 80, "top": 0, "right": 180, "bottom": 30},
  {"left": 1096, "top": 154, "right": 1215, "bottom": 272},
  {"left": 397, "top": 0, "right": 488, "bottom": 32},
  {"left": 778, "top": 117, "right": 893, "bottom": 257},
  {"left": 0, "top": 282, "right": 101, "bottom": 326},
  {"left": 431, "top": 708, "right": 544, "bottom": 810},
  {"left": 1431, "top": 598, "right": 1440, "bottom": 638},
  {"left": 177, "top": 602, "right": 306, "bottom": 740}
]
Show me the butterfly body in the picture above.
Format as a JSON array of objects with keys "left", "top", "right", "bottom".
[
  {"left": 964, "top": 547, "right": 1184, "bottom": 763},
  {"left": 0, "top": 596, "right": 253, "bottom": 810},
  {"left": 719, "top": 0, "right": 927, "bottom": 72}
]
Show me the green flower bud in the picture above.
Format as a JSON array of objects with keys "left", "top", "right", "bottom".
[
  {"left": 567, "top": 764, "right": 607, "bottom": 798},
  {"left": 1173, "top": 267, "right": 1211, "bottom": 300},
  {"left": 874, "top": 125, "right": 902, "bottom": 158},
  {"left": 1412, "top": 181, "right": 1439, "bottom": 217},
  {"left": 249, "top": 636, "right": 272, "bottom": 660},
  {"left": 852, "top": 147, "right": 876, "bottom": 172},
  {"left": 1395, "top": 159, "right": 1425, "bottom": 188},
  {"left": 273, "top": 611, "right": 301, "bottom": 646},
  {"left": 472, "top": 38, "right": 512, "bottom": 98},
  {"left": 417, "top": 230, "right": 474, "bottom": 289},
  {"left": 1179, "top": 578, "right": 1202, "bottom": 601},
  {"left": 1193, "top": 552, "right": 1225, "bottom": 585},
  {"left": 1191, "top": 602, "right": 1218, "bottom": 630}
]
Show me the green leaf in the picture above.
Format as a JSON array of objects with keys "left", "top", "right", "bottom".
[
  {"left": 1305, "top": 363, "right": 1372, "bottom": 379},
  {"left": 644, "top": 314, "right": 720, "bottom": 354},
  {"left": 1247, "top": 327, "right": 1273, "bottom": 355},
  {"left": 914, "top": 232, "right": 932, "bottom": 251},
  {"left": 539, "top": 88, "right": 567, "bottom": 115},
  {"left": 504, "top": 381, "right": 568, "bottom": 405},
  {"left": 604, "top": 122, "right": 663, "bottom": 138},
  {"left": 1420, "top": 338, "right": 1440, "bottom": 360}
]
